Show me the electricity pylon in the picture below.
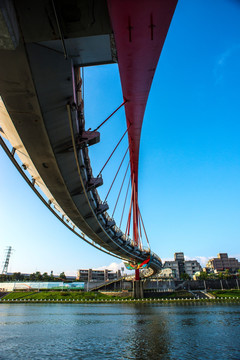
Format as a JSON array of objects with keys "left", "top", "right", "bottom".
[{"left": 2, "top": 246, "right": 13, "bottom": 274}]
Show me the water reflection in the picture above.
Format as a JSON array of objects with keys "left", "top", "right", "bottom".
[{"left": 124, "top": 304, "right": 170, "bottom": 360}]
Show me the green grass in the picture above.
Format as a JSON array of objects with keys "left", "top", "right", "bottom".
[
  {"left": 209, "top": 290, "right": 240, "bottom": 298},
  {"left": 148, "top": 291, "right": 193, "bottom": 299},
  {"left": 1, "top": 290, "right": 194, "bottom": 301},
  {"left": 2, "top": 290, "right": 240, "bottom": 303},
  {"left": 2, "top": 291, "right": 129, "bottom": 301}
]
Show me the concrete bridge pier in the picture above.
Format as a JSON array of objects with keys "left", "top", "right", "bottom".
[{"left": 133, "top": 280, "right": 143, "bottom": 299}]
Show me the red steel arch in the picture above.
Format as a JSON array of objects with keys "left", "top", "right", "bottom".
[{"left": 108, "top": 0, "right": 178, "bottom": 257}]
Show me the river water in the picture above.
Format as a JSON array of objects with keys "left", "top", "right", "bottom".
[{"left": 0, "top": 303, "right": 239, "bottom": 360}]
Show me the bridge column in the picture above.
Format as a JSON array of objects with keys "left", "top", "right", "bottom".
[
  {"left": 133, "top": 280, "right": 143, "bottom": 299},
  {"left": 135, "top": 269, "right": 140, "bottom": 281}
]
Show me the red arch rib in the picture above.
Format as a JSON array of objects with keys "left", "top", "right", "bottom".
[
  {"left": 107, "top": 0, "right": 177, "bottom": 248},
  {"left": 108, "top": 0, "right": 177, "bottom": 192}
]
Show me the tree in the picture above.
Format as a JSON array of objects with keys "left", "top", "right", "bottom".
[
  {"left": 50, "top": 271, "right": 54, "bottom": 281},
  {"left": 42, "top": 272, "right": 50, "bottom": 282},
  {"left": 208, "top": 273, "right": 217, "bottom": 280},
  {"left": 0, "top": 274, "right": 7, "bottom": 282},
  {"left": 218, "top": 272, "right": 224, "bottom": 279},
  {"left": 198, "top": 271, "right": 208, "bottom": 280},
  {"left": 181, "top": 273, "right": 190, "bottom": 280},
  {"left": 223, "top": 269, "right": 233, "bottom": 279},
  {"left": 29, "top": 273, "right": 36, "bottom": 281},
  {"left": 59, "top": 272, "right": 66, "bottom": 280},
  {"left": 35, "top": 271, "right": 43, "bottom": 281},
  {"left": 12, "top": 272, "right": 24, "bottom": 281}
]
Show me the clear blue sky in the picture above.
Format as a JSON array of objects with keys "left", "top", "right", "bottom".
[{"left": 1, "top": 0, "right": 240, "bottom": 275}]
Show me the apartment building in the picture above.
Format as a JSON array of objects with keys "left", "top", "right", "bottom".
[
  {"left": 163, "top": 252, "right": 202, "bottom": 279},
  {"left": 206, "top": 253, "right": 240, "bottom": 273}
]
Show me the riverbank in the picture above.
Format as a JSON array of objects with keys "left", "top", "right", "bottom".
[
  {"left": 0, "top": 289, "right": 240, "bottom": 304},
  {"left": 1, "top": 298, "right": 240, "bottom": 304}
]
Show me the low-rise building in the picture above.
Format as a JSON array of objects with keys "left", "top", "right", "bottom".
[
  {"left": 163, "top": 260, "right": 180, "bottom": 279},
  {"left": 206, "top": 253, "right": 240, "bottom": 273},
  {"left": 158, "top": 267, "right": 176, "bottom": 278},
  {"left": 77, "top": 269, "right": 121, "bottom": 282}
]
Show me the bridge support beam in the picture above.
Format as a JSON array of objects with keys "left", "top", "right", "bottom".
[{"left": 133, "top": 280, "right": 143, "bottom": 299}]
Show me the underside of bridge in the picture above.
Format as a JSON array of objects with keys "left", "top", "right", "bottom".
[{"left": 0, "top": 0, "right": 177, "bottom": 276}]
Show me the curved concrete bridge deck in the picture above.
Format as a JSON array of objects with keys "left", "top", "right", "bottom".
[{"left": 0, "top": 0, "right": 162, "bottom": 274}]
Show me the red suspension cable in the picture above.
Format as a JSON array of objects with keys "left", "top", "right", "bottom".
[
  {"left": 98, "top": 126, "right": 130, "bottom": 176},
  {"left": 138, "top": 207, "right": 150, "bottom": 249},
  {"left": 112, "top": 162, "right": 130, "bottom": 217},
  {"left": 119, "top": 176, "right": 131, "bottom": 228},
  {"left": 104, "top": 147, "right": 129, "bottom": 202},
  {"left": 125, "top": 194, "right": 132, "bottom": 237},
  {"left": 125, "top": 176, "right": 134, "bottom": 237},
  {"left": 93, "top": 99, "right": 127, "bottom": 132},
  {"left": 132, "top": 180, "right": 139, "bottom": 246}
]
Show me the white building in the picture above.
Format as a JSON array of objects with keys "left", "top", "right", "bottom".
[
  {"left": 163, "top": 252, "right": 202, "bottom": 279},
  {"left": 163, "top": 261, "right": 180, "bottom": 279},
  {"left": 158, "top": 268, "right": 176, "bottom": 279}
]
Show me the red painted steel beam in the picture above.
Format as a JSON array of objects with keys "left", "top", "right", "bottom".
[
  {"left": 107, "top": 0, "right": 178, "bottom": 193},
  {"left": 108, "top": 1, "right": 177, "bottom": 279}
]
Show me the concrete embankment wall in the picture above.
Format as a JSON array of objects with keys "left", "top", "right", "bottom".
[
  {"left": 144, "top": 279, "right": 240, "bottom": 291},
  {"left": 174, "top": 279, "right": 240, "bottom": 291}
]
